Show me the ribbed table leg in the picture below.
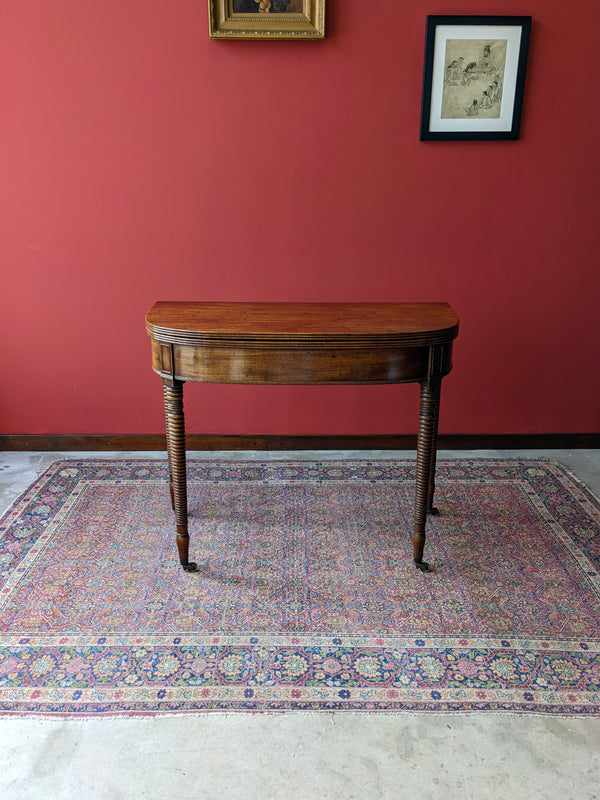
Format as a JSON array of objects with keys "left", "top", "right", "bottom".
[
  {"left": 164, "top": 413, "right": 175, "bottom": 511},
  {"left": 162, "top": 379, "right": 197, "bottom": 572},
  {"left": 414, "top": 378, "right": 441, "bottom": 572},
  {"left": 427, "top": 381, "right": 441, "bottom": 516}
]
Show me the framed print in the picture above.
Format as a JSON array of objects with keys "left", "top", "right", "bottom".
[
  {"left": 420, "top": 16, "right": 531, "bottom": 140},
  {"left": 209, "top": 0, "right": 326, "bottom": 40}
]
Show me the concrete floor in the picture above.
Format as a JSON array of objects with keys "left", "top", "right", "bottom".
[{"left": 0, "top": 449, "right": 599, "bottom": 800}]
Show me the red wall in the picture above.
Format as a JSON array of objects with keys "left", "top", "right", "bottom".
[{"left": 1, "top": 0, "right": 599, "bottom": 437}]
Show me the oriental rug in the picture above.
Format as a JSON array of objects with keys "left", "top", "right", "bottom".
[{"left": 0, "top": 459, "right": 599, "bottom": 717}]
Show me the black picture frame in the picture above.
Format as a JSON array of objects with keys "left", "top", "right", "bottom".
[{"left": 420, "top": 15, "right": 531, "bottom": 141}]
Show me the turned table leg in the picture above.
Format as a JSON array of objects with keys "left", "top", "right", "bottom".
[
  {"left": 162, "top": 379, "right": 197, "bottom": 572},
  {"left": 427, "top": 381, "right": 441, "bottom": 516},
  {"left": 414, "top": 377, "right": 441, "bottom": 573}
]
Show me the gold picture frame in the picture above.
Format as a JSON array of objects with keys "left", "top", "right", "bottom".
[{"left": 208, "top": 0, "right": 326, "bottom": 40}]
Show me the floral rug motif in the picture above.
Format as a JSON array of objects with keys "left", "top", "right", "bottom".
[{"left": 1, "top": 459, "right": 599, "bottom": 716}]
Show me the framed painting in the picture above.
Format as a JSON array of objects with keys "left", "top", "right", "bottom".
[
  {"left": 209, "top": 0, "right": 326, "bottom": 40},
  {"left": 420, "top": 16, "right": 531, "bottom": 140}
]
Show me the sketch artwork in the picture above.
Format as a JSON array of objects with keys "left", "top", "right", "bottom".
[{"left": 441, "top": 39, "right": 507, "bottom": 119}]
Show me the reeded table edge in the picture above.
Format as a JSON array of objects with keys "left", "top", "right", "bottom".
[{"left": 146, "top": 325, "right": 458, "bottom": 348}]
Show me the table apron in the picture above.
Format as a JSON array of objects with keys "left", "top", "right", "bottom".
[{"left": 150, "top": 340, "right": 453, "bottom": 385}]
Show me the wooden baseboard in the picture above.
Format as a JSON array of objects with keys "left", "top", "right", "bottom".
[{"left": 1, "top": 433, "right": 598, "bottom": 451}]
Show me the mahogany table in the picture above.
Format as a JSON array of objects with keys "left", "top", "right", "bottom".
[{"left": 146, "top": 302, "right": 459, "bottom": 573}]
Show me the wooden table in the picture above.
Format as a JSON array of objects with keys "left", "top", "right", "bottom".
[{"left": 146, "top": 302, "right": 459, "bottom": 573}]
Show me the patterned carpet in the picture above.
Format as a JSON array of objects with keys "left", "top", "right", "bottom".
[{"left": 1, "top": 459, "right": 599, "bottom": 716}]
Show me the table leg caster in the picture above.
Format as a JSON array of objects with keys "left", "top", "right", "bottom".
[
  {"left": 414, "top": 558, "right": 433, "bottom": 573},
  {"left": 181, "top": 560, "right": 198, "bottom": 572}
]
